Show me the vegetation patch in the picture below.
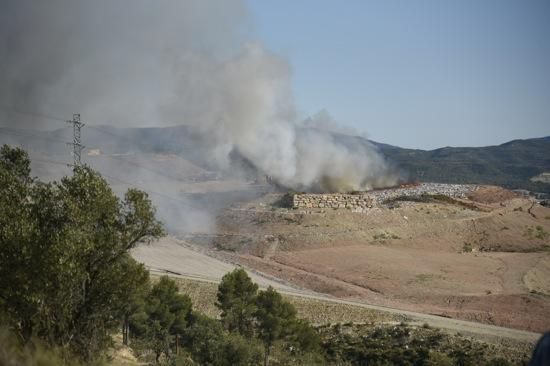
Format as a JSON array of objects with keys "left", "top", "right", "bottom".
[
  {"left": 411, "top": 273, "right": 446, "bottom": 284},
  {"left": 318, "top": 322, "right": 532, "bottom": 365},
  {"left": 524, "top": 225, "right": 549, "bottom": 240},
  {"left": 373, "top": 231, "right": 401, "bottom": 241},
  {"left": 463, "top": 242, "right": 474, "bottom": 252},
  {"left": 273, "top": 192, "right": 295, "bottom": 208}
]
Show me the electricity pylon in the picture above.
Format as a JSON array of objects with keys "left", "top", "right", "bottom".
[{"left": 66, "top": 113, "right": 85, "bottom": 168}]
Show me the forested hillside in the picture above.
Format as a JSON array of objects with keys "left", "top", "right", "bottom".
[{"left": 371, "top": 136, "right": 550, "bottom": 192}]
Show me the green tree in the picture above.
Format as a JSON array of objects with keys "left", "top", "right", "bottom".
[
  {"left": 182, "top": 312, "right": 261, "bottom": 366},
  {"left": 116, "top": 257, "right": 151, "bottom": 346},
  {"left": 216, "top": 268, "right": 258, "bottom": 337},
  {"left": 0, "top": 145, "right": 164, "bottom": 361},
  {"left": 288, "top": 318, "right": 320, "bottom": 354},
  {"left": 255, "top": 286, "right": 298, "bottom": 366},
  {"left": 131, "top": 276, "right": 192, "bottom": 363}
]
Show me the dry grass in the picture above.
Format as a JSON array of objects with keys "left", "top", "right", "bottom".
[
  {"left": 166, "top": 276, "right": 402, "bottom": 325},
  {"left": 284, "top": 295, "right": 403, "bottom": 325},
  {"left": 109, "top": 333, "right": 142, "bottom": 366},
  {"left": 169, "top": 277, "right": 220, "bottom": 318}
]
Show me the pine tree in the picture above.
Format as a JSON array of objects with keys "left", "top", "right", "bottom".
[
  {"left": 255, "top": 286, "right": 297, "bottom": 366},
  {"left": 216, "top": 268, "right": 259, "bottom": 337}
]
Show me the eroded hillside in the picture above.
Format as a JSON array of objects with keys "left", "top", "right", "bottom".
[{"left": 201, "top": 185, "right": 550, "bottom": 333}]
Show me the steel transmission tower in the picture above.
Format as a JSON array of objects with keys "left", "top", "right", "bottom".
[{"left": 66, "top": 113, "right": 85, "bottom": 167}]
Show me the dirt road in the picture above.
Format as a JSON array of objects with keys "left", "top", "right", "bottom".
[
  {"left": 131, "top": 237, "right": 541, "bottom": 344},
  {"left": 131, "top": 237, "right": 304, "bottom": 294}
]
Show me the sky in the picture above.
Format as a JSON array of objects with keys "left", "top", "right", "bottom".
[{"left": 247, "top": 0, "right": 550, "bottom": 149}]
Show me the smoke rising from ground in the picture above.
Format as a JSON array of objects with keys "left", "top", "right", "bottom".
[{"left": 0, "top": 0, "right": 397, "bottom": 195}]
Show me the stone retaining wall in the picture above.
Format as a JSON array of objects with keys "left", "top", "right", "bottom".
[
  {"left": 292, "top": 193, "right": 374, "bottom": 210},
  {"left": 292, "top": 183, "right": 477, "bottom": 210}
]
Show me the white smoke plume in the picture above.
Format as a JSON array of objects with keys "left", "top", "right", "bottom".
[
  {"left": 0, "top": 0, "right": 397, "bottom": 193},
  {"left": 162, "top": 44, "right": 397, "bottom": 192}
]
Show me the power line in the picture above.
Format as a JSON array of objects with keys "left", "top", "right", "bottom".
[
  {"left": 0, "top": 107, "right": 139, "bottom": 151},
  {"left": 99, "top": 172, "right": 192, "bottom": 206},
  {"left": 0, "top": 108, "right": 110, "bottom": 131},
  {"left": 33, "top": 158, "right": 72, "bottom": 167},
  {"left": 1, "top": 111, "right": 203, "bottom": 210},
  {"left": 103, "top": 154, "right": 189, "bottom": 182},
  {"left": 0, "top": 108, "right": 67, "bottom": 123},
  {"left": 87, "top": 125, "right": 124, "bottom": 139},
  {"left": 30, "top": 157, "right": 193, "bottom": 207},
  {"left": 1, "top": 123, "right": 189, "bottom": 184},
  {"left": 0, "top": 127, "right": 68, "bottom": 144},
  {"left": 0, "top": 108, "right": 160, "bottom": 152},
  {"left": 0, "top": 107, "right": 201, "bottom": 186}
]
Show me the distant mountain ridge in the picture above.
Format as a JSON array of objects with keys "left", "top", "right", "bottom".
[
  {"left": 1, "top": 125, "right": 549, "bottom": 192},
  {"left": 369, "top": 136, "right": 550, "bottom": 193}
]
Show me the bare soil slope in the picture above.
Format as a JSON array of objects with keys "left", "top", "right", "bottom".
[{"left": 209, "top": 187, "right": 550, "bottom": 333}]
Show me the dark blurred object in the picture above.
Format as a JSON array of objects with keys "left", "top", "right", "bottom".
[{"left": 530, "top": 332, "right": 550, "bottom": 366}]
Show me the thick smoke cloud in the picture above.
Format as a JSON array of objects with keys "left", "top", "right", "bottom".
[
  {"left": 162, "top": 44, "right": 397, "bottom": 191},
  {"left": 0, "top": 0, "right": 248, "bottom": 127},
  {"left": 0, "top": 0, "right": 397, "bottom": 193}
]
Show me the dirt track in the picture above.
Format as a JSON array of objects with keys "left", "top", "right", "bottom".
[
  {"left": 131, "top": 236, "right": 541, "bottom": 344},
  {"left": 131, "top": 237, "right": 303, "bottom": 294}
]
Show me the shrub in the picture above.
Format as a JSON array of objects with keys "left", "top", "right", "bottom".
[{"left": 463, "top": 242, "right": 473, "bottom": 252}]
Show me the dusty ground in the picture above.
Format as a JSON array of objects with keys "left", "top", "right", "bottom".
[
  {"left": 209, "top": 186, "right": 550, "bottom": 333},
  {"left": 131, "top": 237, "right": 302, "bottom": 293},
  {"left": 131, "top": 237, "right": 540, "bottom": 343},
  {"left": 109, "top": 334, "right": 142, "bottom": 366}
]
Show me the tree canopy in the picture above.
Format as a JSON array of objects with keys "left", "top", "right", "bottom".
[
  {"left": 130, "top": 276, "right": 192, "bottom": 362},
  {"left": 216, "top": 268, "right": 259, "bottom": 337},
  {"left": 216, "top": 269, "right": 319, "bottom": 366},
  {"left": 0, "top": 145, "right": 164, "bottom": 360}
]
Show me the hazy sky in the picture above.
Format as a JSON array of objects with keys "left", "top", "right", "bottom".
[{"left": 248, "top": 0, "right": 550, "bottom": 149}]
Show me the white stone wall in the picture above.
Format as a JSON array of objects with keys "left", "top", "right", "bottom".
[
  {"left": 292, "top": 193, "right": 374, "bottom": 210},
  {"left": 292, "top": 183, "right": 477, "bottom": 210}
]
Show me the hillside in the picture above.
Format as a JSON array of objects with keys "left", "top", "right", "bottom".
[
  {"left": 371, "top": 136, "right": 550, "bottom": 193},
  {"left": 211, "top": 187, "right": 550, "bottom": 333},
  {"left": 1, "top": 126, "right": 549, "bottom": 192}
]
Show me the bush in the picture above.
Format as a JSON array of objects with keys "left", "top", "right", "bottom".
[
  {"left": 0, "top": 326, "right": 82, "bottom": 366},
  {"left": 182, "top": 313, "right": 262, "bottom": 366}
]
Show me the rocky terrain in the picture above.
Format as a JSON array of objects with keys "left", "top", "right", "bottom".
[{"left": 200, "top": 184, "right": 550, "bottom": 333}]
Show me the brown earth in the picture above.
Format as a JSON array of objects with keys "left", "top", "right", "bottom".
[
  {"left": 467, "top": 185, "right": 519, "bottom": 204},
  {"left": 207, "top": 187, "right": 550, "bottom": 333}
]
